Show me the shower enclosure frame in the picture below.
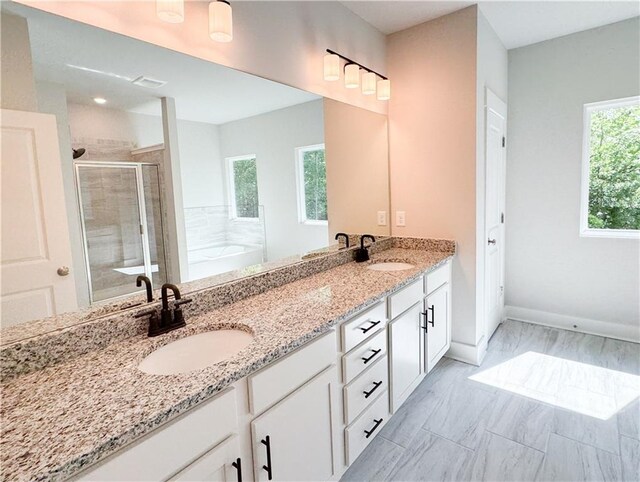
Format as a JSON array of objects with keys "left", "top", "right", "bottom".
[{"left": 74, "top": 160, "right": 166, "bottom": 304}]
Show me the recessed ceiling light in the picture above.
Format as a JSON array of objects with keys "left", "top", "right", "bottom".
[{"left": 93, "top": 97, "right": 107, "bottom": 105}]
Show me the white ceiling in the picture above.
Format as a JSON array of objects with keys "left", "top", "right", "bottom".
[
  {"left": 6, "top": 4, "right": 318, "bottom": 124},
  {"left": 342, "top": 1, "right": 640, "bottom": 49}
]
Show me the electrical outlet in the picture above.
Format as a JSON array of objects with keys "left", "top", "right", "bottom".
[
  {"left": 377, "top": 211, "right": 387, "bottom": 226},
  {"left": 396, "top": 211, "right": 406, "bottom": 227}
]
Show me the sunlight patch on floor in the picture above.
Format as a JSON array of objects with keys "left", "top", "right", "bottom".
[{"left": 468, "top": 351, "right": 640, "bottom": 420}]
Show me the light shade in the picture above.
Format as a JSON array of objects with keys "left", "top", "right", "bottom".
[
  {"left": 362, "top": 72, "right": 376, "bottom": 95},
  {"left": 324, "top": 54, "right": 340, "bottom": 81},
  {"left": 209, "top": 1, "right": 233, "bottom": 43},
  {"left": 377, "top": 79, "right": 391, "bottom": 100},
  {"left": 344, "top": 63, "right": 360, "bottom": 89},
  {"left": 156, "top": 0, "right": 184, "bottom": 23}
]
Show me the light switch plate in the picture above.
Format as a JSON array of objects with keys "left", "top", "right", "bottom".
[
  {"left": 396, "top": 211, "right": 406, "bottom": 227},
  {"left": 377, "top": 211, "right": 387, "bottom": 226}
]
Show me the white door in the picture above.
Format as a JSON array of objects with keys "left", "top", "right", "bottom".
[
  {"left": 171, "top": 435, "right": 242, "bottom": 482},
  {"left": 1, "top": 109, "right": 77, "bottom": 327},
  {"left": 425, "top": 283, "right": 450, "bottom": 372},
  {"left": 389, "top": 302, "right": 422, "bottom": 412},
  {"left": 251, "top": 366, "right": 337, "bottom": 481},
  {"left": 484, "top": 90, "right": 507, "bottom": 340}
]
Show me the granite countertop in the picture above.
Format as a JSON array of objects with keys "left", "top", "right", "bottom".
[{"left": 1, "top": 247, "right": 453, "bottom": 481}]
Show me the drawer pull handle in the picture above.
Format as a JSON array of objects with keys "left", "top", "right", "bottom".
[
  {"left": 232, "top": 457, "right": 243, "bottom": 482},
  {"left": 363, "top": 380, "right": 383, "bottom": 398},
  {"left": 261, "top": 436, "right": 273, "bottom": 480},
  {"left": 362, "top": 348, "right": 382, "bottom": 364},
  {"left": 358, "top": 320, "right": 381, "bottom": 334},
  {"left": 364, "top": 418, "right": 384, "bottom": 438},
  {"left": 421, "top": 306, "right": 435, "bottom": 331}
]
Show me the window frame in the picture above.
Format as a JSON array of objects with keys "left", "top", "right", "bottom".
[
  {"left": 579, "top": 95, "right": 640, "bottom": 239},
  {"left": 295, "top": 143, "right": 328, "bottom": 226},
  {"left": 225, "top": 154, "right": 259, "bottom": 222}
]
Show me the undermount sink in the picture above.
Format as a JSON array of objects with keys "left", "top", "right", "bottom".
[
  {"left": 138, "top": 329, "right": 254, "bottom": 375},
  {"left": 367, "top": 262, "right": 415, "bottom": 272}
]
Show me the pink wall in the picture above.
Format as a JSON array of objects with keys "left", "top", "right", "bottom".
[{"left": 388, "top": 6, "right": 479, "bottom": 348}]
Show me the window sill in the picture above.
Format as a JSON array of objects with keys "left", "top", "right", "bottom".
[{"left": 580, "top": 228, "right": 640, "bottom": 240}]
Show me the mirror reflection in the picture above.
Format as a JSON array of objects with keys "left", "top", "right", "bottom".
[{"left": 0, "top": 4, "right": 390, "bottom": 331}]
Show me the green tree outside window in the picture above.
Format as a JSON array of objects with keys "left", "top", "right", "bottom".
[
  {"left": 302, "top": 149, "right": 327, "bottom": 221},
  {"left": 232, "top": 158, "right": 259, "bottom": 218}
]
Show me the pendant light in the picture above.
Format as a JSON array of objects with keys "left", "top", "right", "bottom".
[
  {"left": 377, "top": 79, "right": 391, "bottom": 101},
  {"left": 209, "top": 0, "right": 233, "bottom": 43},
  {"left": 344, "top": 63, "right": 360, "bottom": 89},
  {"left": 361, "top": 71, "right": 376, "bottom": 95},
  {"left": 156, "top": 0, "right": 184, "bottom": 23},
  {"left": 324, "top": 53, "right": 340, "bottom": 81}
]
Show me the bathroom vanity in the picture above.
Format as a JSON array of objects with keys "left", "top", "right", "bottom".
[{"left": 0, "top": 239, "right": 454, "bottom": 481}]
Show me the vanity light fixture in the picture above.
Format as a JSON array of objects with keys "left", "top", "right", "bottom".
[
  {"left": 209, "top": 0, "right": 233, "bottom": 43},
  {"left": 93, "top": 97, "right": 107, "bottom": 105},
  {"left": 344, "top": 63, "right": 360, "bottom": 89},
  {"left": 156, "top": 0, "right": 184, "bottom": 23},
  {"left": 324, "top": 49, "right": 390, "bottom": 100},
  {"left": 323, "top": 53, "right": 340, "bottom": 81},
  {"left": 362, "top": 71, "right": 376, "bottom": 95}
]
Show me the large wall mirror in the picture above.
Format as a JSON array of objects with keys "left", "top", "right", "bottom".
[{"left": 0, "top": 3, "right": 391, "bottom": 333}]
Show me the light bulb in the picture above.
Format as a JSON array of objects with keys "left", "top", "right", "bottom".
[
  {"left": 209, "top": 1, "right": 233, "bottom": 43},
  {"left": 157, "top": 0, "right": 184, "bottom": 23},
  {"left": 377, "top": 79, "right": 391, "bottom": 100},
  {"left": 324, "top": 54, "right": 340, "bottom": 81},
  {"left": 362, "top": 72, "right": 376, "bottom": 95},
  {"left": 344, "top": 64, "right": 360, "bottom": 89}
]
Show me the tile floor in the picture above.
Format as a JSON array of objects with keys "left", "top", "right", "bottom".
[{"left": 342, "top": 320, "right": 640, "bottom": 481}]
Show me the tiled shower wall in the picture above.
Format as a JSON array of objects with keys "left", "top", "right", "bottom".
[{"left": 184, "top": 206, "right": 266, "bottom": 252}]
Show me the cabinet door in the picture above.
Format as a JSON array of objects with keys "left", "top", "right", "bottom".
[
  {"left": 171, "top": 435, "right": 242, "bottom": 482},
  {"left": 425, "top": 283, "right": 450, "bottom": 372},
  {"left": 388, "top": 302, "right": 423, "bottom": 412},
  {"left": 251, "top": 366, "right": 338, "bottom": 481}
]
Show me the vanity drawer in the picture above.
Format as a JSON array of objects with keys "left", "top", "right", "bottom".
[
  {"left": 388, "top": 279, "right": 423, "bottom": 319},
  {"left": 425, "top": 261, "right": 451, "bottom": 295},
  {"left": 343, "top": 355, "right": 388, "bottom": 424},
  {"left": 77, "top": 388, "right": 238, "bottom": 481},
  {"left": 344, "top": 391, "right": 389, "bottom": 465},
  {"left": 341, "top": 301, "right": 387, "bottom": 353},
  {"left": 248, "top": 330, "right": 337, "bottom": 415},
  {"left": 342, "top": 328, "right": 386, "bottom": 384}
]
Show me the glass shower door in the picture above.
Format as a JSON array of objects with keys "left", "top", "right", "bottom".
[{"left": 76, "top": 163, "right": 166, "bottom": 303}]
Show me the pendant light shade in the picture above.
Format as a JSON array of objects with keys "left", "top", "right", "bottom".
[
  {"left": 344, "top": 63, "right": 360, "bottom": 89},
  {"left": 209, "top": 0, "right": 233, "bottom": 43},
  {"left": 157, "top": 0, "right": 184, "bottom": 23},
  {"left": 377, "top": 79, "right": 391, "bottom": 100},
  {"left": 324, "top": 53, "right": 340, "bottom": 81},
  {"left": 362, "top": 71, "right": 376, "bottom": 95}
]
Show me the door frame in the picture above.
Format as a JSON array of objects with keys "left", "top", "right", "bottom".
[
  {"left": 484, "top": 88, "right": 507, "bottom": 341},
  {"left": 74, "top": 161, "right": 163, "bottom": 303}
]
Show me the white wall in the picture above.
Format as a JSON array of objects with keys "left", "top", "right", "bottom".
[
  {"left": 219, "top": 100, "right": 328, "bottom": 261},
  {"left": 506, "top": 18, "right": 640, "bottom": 342},
  {"left": 0, "top": 12, "right": 37, "bottom": 111},
  {"left": 16, "top": 1, "right": 388, "bottom": 115},
  {"left": 177, "top": 120, "right": 225, "bottom": 209}
]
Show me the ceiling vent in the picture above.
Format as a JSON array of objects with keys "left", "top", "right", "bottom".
[{"left": 132, "top": 76, "right": 167, "bottom": 89}]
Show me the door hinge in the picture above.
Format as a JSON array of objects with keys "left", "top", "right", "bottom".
[
  {"left": 501, "top": 212, "right": 505, "bottom": 224},
  {"left": 500, "top": 286, "right": 504, "bottom": 294},
  {"left": 502, "top": 136, "right": 506, "bottom": 148},
  {"left": 139, "top": 224, "right": 144, "bottom": 235}
]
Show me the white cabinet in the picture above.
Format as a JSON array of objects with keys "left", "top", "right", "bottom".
[
  {"left": 251, "top": 366, "right": 338, "bottom": 482},
  {"left": 171, "top": 435, "right": 242, "bottom": 482},
  {"left": 388, "top": 302, "right": 423, "bottom": 412},
  {"left": 424, "top": 264, "right": 452, "bottom": 373}
]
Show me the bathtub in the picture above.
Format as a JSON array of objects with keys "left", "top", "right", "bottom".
[{"left": 187, "top": 243, "right": 264, "bottom": 281}]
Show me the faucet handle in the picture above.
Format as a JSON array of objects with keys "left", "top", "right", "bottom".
[
  {"left": 135, "top": 308, "right": 162, "bottom": 337},
  {"left": 174, "top": 298, "right": 192, "bottom": 307}
]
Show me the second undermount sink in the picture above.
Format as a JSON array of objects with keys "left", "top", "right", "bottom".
[
  {"left": 138, "top": 329, "right": 254, "bottom": 375},
  {"left": 367, "top": 262, "right": 415, "bottom": 272}
]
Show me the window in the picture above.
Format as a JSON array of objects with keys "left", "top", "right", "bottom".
[
  {"left": 581, "top": 96, "right": 640, "bottom": 238},
  {"left": 295, "top": 144, "right": 327, "bottom": 224},
  {"left": 227, "top": 155, "right": 259, "bottom": 219}
]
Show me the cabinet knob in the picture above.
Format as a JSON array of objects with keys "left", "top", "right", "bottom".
[{"left": 57, "top": 266, "right": 70, "bottom": 276}]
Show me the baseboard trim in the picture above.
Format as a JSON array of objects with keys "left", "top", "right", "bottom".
[
  {"left": 447, "top": 339, "right": 486, "bottom": 366},
  {"left": 505, "top": 305, "right": 640, "bottom": 343}
]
